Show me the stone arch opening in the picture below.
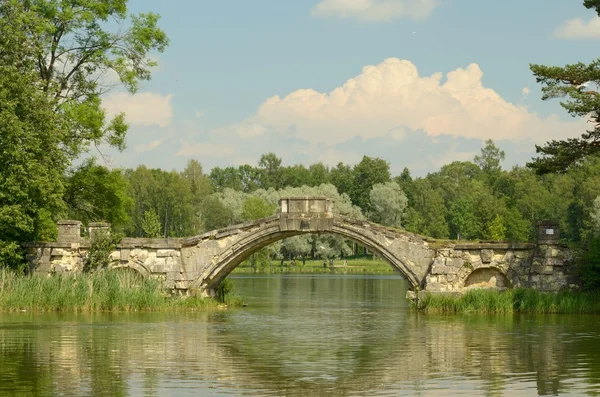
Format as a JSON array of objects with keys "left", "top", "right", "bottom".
[
  {"left": 464, "top": 267, "right": 510, "bottom": 290},
  {"left": 110, "top": 261, "right": 151, "bottom": 279},
  {"left": 194, "top": 222, "right": 422, "bottom": 295}
]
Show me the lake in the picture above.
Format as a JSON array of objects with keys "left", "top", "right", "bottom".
[{"left": 0, "top": 274, "right": 599, "bottom": 396}]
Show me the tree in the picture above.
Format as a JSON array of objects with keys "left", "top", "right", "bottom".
[
  {"left": 241, "top": 196, "right": 275, "bottom": 221},
  {"left": 0, "top": 36, "right": 67, "bottom": 265},
  {"left": 330, "top": 162, "right": 354, "bottom": 196},
  {"left": 200, "top": 196, "right": 231, "bottom": 231},
  {"left": 593, "top": 196, "right": 600, "bottom": 235},
  {"left": 0, "top": 0, "right": 167, "bottom": 266},
  {"left": 4, "top": 0, "right": 169, "bottom": 157},
  {"left": 308, "top": 163, "right": 330, "bottom": 186},
  {"left": 141, "top": 208, "right": 161, "bottom": 238},
  {"left": 257, "top": 153, "right": 284, "bottom": 190},
  {"left": 350, "top": 156, "right": 391, "bottom": 212},
  {"left": 369, "top": 182, "right": 408, "bottom": 228},
  {"left": 528, "top": 2, "right": 600, "bottom": 174},
  {"left": 474, "top": 139, "right": 505, "bottom": 174},
  {"left": 63, "top": 159, "right": 133, "bottom": 231}
]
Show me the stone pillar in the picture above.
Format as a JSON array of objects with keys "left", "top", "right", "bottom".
[
  {"left": 57, "top": 220, "right": 82, "bottom": 243},
  {"left": 88, "top": 222, "right": 111, "bottom": 240},
  {"left": 537, "top": 220, "right": 560, "bottom": 244}
]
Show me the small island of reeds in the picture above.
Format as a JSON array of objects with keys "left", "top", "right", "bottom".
[
  {"left": 0, "top": 269, "right": 242, "bottom": 313},
  {"left": 416, "top": 288, "right": 600, "bottom": 314}
]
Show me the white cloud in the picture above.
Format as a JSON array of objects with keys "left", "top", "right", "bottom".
[
  {"left": 102, "top": 92, "right": 174, "bottom": 127},
  {"left": 521, "top": 87, "right": 530, "bottom": 98},
  {"left": 553, "top": 17, "right": 600, "bottom": 39},
  {"left": 230, "top": 58, "right": 584, "bottom": 147},
  {"left": 175, "top": 142, "right": 235, "bottom": 157},
  {"left": 135, "top": 139, "right": 163, "bottom": 154},
  {"left": 311, "top": 0, "right": 440, "bottom": 22}
]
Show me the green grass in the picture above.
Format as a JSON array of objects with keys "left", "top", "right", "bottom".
[
  {"left": 419, "top": 288, "right": 600, "bottom": 314},
  {"left": 232, "top": 257, "right": 396, "bottom": 275},
  {"left": 0, "top": 268, "right": 242, "bottom": 313}
]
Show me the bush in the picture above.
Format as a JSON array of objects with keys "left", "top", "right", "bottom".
[
  {"left": 84, "top": 230, "right": 120, "bottom": 272},
  {"left": 577, "top": 236, "right": 600, "bottom": 291}
]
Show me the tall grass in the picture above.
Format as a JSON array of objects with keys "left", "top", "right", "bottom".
[
  {"left": 420, "top": 288, "right": 600, "bottom": 314},
  {"left": 0, "top": 269, "right": 241, "bottom": 312}
]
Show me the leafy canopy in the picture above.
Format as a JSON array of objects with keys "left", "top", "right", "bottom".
[{"left": 527, "top": 1, "right": 600, "bottom": 174}]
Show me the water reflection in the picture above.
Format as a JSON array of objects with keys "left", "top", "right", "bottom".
[{"left": 0, "top": 275, "right": 598, "bottom": 396}]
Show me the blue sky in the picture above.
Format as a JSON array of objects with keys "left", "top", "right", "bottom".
[{"left": 100, "top": 0, "right": 600, "bottom": 176}]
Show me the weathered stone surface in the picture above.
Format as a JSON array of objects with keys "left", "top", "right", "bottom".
[{"left": 481, "top": 249, "right": 493, "bottom": 263}]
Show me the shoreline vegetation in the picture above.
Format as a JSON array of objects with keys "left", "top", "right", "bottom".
[
  {"left": 416, "top": 288, "right": 600, "bottom": 314},
  {"left": 233, "top": 258, "right": 396, "bottom": 275},
  {"left": 0, "top": 269, "right": 243, "bottom": 313}
]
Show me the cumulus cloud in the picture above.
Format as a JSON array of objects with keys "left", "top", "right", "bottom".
[
  {"left": 553, "top": 17, "right": 600, "bottom": 39},
  {"left": 102, "top": 92, "right": 174, "bottom": 127},
  {"left": 521, "top": 87, "right": 530, "bottom": 98},
  {"left": 311, "top": 0, "right": 439, "bottom": 22},
  {"left": 229, "top": 58, "right": 583, "bottom": 147}
]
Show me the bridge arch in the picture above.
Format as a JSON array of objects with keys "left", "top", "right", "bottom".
[{"left": 186, "top": 201, "right": 434, "bottom": 296}]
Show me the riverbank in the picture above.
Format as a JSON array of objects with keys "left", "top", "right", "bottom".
[
  {"left": 416, "top": 288, "right": 600, "bottom": 314},
  {"left": 232, "top": 258, "right": 396, "bottom": 275},
  {"left": 0, "top": 269, "right": 242, "bottom": 312}
]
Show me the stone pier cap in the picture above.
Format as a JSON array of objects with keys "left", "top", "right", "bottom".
[
  {"left": 279, "top": 197, "right": 334, "bottom": 216},
  {"left": 279, "top": 197, "right": 334, "bottom": 232}
]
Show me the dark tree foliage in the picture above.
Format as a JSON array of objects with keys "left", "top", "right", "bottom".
[{"left": 527, "top": 1, "right": 600, "bottom": 174}]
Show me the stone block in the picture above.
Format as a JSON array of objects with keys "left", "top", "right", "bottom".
[
  {"left": 167, "top": 257, "right": 181, "bottom": 271},
  {"left": 120, "top": 249, "right": 130, "bottom": 261},
  {"left": 157, "top": 249, "right": 175, "bottom": 258},
  {"left": 502, "top": 251, "right": 516, "bottom": 264},
  {"left": 424, "top": 282, "right": 445, "bottom": 292},
  {"left": 481, "top": 249, "right": 493, "bottom": 263},
  {"left": 448, "top": 257, "right": 463, "bottom": 269},
  {"left": 130, "top": 249, "right": 148, "bottom": 262},
  {"left": 51, "top": 248, "right": 65, "bottom": 256},
  {"left": 447, "top": 274, "right": 458, "bottom": 283}
]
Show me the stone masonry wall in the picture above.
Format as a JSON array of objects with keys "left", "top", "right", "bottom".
[{"left": 23, "top": 217, "right": 576, "bottom": 294}]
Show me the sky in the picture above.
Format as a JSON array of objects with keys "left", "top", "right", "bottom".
[{"left": 99, "top": 0, "right": 600, "bottom": 176}]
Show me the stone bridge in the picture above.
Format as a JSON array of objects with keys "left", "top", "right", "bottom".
[{"left": 25, "top": 197, "right": 576, "bottom": 297}]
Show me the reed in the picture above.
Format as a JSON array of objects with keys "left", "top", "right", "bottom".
[
  {"left": 0, "top": 268, "right": 242, "bottom": 312},
  {"left": 420, "top": 288, "right": 600, "bottom": 314}
]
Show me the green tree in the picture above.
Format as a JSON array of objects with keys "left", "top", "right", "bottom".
[
  {"left": 0, "top": 0, "right": 167, "bottom": 265},
  {"left": 350, "top": 156, "right": 391, "bottom": 212},
  {"left": 0, "top": 46, "right": 67, "bottom": 265},
  {"left": 528, "top": 1, "right": 600, "bottom": 173},
  {"left": 402, "top": 179, "right": 449, "bottom": 239},
  {"left": 241, "top": 196, "right": 275, "bottom": 221},
  {"left": 369, "top": 182, "right": 408, "bottom": 228},
  {"left": 63, "top": 159, "right": 132, "bottom": 231},
  {"left": 257, "top": 153, "right": 284, "bottom": 190},
  {"left": 12, "top": 0, "right": 168, "bottom": 156},
  {"left": 308, "top": 163, "right": 330, "bottom": 186},
  {"left": 330, "top": 162, "right": 354, "bottom": 196},
  {"left": 201, "top": 196, "right": 231, "bottom": 231},
  {"left": 474, "top": 139, "right": 505, "bottom": 173},
  {"left": 209, "top": 166, "right": 243, "bottom": 192},
  {"left": 141, "top": 208, "right": 161, "bottom": 238},
  {"left": 487, "top": 214, "right": 507, "bottom": 241}
]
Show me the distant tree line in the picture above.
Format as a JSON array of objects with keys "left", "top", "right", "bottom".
[{"left": 53, "top": 140, "right": 600, "bottom": 266}]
